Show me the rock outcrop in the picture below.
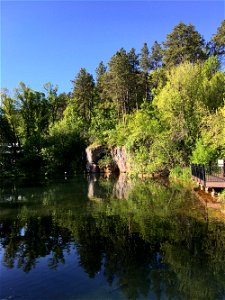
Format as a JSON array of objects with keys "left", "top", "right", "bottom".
[
  {"left": 86, "top": 144, "right": 129, "bottom": 174},
  {"left": 111, "top": 146, "right": 129, "bottom": 173},
  {"left": 86, "top": 144, "right": 105, "bottom": 173}
]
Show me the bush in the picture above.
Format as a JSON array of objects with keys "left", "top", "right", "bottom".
[
  {"left": 98, "top": 154, "right": 113, "bottom": 168},
  {"left": 218, "top": 190, "right": 225, "bottom": 203},
  {"left": 169, "top": 166, "right": 191, "bottom": 181}
]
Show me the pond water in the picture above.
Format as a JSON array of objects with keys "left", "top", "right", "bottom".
[{"left": 0, "top": 174, "right": 225, "bottom": 300}]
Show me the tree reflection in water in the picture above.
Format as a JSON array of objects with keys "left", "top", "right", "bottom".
[{"left": 0, "top": 175, "right": 225, "bottom": 300}]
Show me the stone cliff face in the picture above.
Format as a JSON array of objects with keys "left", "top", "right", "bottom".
[
  {"left": 85, "top": 144, "right": 129, "bottom": 174},
  {"left": 111, "top": 146, "right": 129, "bottom": 173},
  {"left": 86, "top": 144, "right": 105, "bottom": 173}
]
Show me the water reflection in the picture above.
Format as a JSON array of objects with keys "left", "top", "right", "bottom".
[{"left": 0, "top": 175, "right": 225, "bottom": 300}]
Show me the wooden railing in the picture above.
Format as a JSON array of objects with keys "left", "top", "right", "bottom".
[{"left": 191, "top": 164, "right": 225, "bottom": 185}]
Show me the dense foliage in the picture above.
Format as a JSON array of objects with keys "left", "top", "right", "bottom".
[{"left": 1, "top": 20, "right": 225, "bottom": 177}]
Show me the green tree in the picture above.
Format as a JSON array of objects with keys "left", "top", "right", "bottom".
[
  {"left": 153, "top": 62, "right": 205, "bottom": 164},
  {"left": 72, "top": 68, "right": 95, "bottom": 123},
  {"left": 15, "top": 83, "right": 50, "bottom": 175},
  {"left": 128, "top": 48, "right": 145, "bottom": 109},
  {"left": 105, "top": 48, "right": 135, "bottom": 118},
  {"left": 128, "top": 48, "right": 140, "bottom": 73},
  {"left": 211, "top": 19, "right": 225, "bottom": 56},
  {"left": 140, "top": 43, "right": 150, "bottom": 100},
  {"left": 41, "top": 98, "right": 87, "bottom": 175},
  {"left": 149, "top": 41, "right": 163, "bottom": 70},
  {"left": 96, "top": 61, "right": 107, "bottom": 88},
  {"left": 200, "top": 56, "right": 225, "bottom": 111},
  {"left": 153, "top": 58, "right": 224, "bottom": 166},
  {"left": 0, "top": 90, "right": 22, "bottom": 174},
  {"left": 0, "top": 90, "right": 20, "bottom": 146},
  {"left": 16, "top": 82, "right": 50, "bottom": 140},
  {"left": 163, "top": 22, "right": 206, "bottom": 67},
  {"left": 191, "top": 104, "right": 225, "bottom": 164},
  {"left": 95, "top": 61, "right": 111, "bottom": 108},
  {"left": 140, "top": 43, "right": 150, "bottom": 73},
  {"left": 44, "top": 83, "right": 67, "bottom": 124}
]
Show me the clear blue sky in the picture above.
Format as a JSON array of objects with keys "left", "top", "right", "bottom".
[{"left": 1, "top": 1, "right": 224, "bottom": 94}]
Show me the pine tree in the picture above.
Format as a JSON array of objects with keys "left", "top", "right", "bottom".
[
  {"left": 128, "top": 48, "right": 139, "bottom": 73},
  {"left": 96, "top": 61, "right": 107, "bottom": 82},
  {"left": 106, "top": 49, "right": 132, "bottom": 117},
  {"left": 95, "top": 61, "right": 107, "bottom": 98},
  {"left": 140, "top": 43, "right": 150, "bottom": 100},
  {"left": 140, "top": 43, "right": 150, "bottom": 73},
  {"left": 163, "top": 22, "right": 206, "bottom": 67},
  {"left": 72, "top": 68, "right": 95, "bottom": 123},
  {"left": 212, "top": 19, "right": 225, "bottom": 56},
  {"left": 149, "top": 41, "right": 163, "bottom": 70}
]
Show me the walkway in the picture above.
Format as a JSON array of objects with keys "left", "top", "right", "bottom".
[{"left": 191, "top": 164, "right": 225, "bottom": 189}]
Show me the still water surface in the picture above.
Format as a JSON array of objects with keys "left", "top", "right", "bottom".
[{"left": 0, "top": 174, "right": 225, "bottom": 300}]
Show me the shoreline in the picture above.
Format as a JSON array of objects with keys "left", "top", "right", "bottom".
[{"left": 192, "top": 187, "right": 225, "bottom": 222}]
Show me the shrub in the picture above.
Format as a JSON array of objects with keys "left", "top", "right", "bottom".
[
  {"left": 169, "top": 166, "right": 191, "bottom": 181},
  {"left": 218, "top": 190, "right": 225, "bottom": 203}
]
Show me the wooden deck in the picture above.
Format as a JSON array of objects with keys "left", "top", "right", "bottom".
[
  {"left": 192, "top": 175, "right": 225, "bottom": 189},
  {"left": 191, "top": 164, "right": 225, "bottom": 189}
]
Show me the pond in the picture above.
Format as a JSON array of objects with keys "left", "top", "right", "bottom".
[{"left": 0, "top": 174, "right": 225, "bottom": 300}]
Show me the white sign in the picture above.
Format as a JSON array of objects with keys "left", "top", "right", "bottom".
[{"left": 218, "top": 159, "right": 224, "bottom": 167}]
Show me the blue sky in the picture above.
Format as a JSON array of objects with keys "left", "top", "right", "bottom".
[{"left": 1, "top": 1, "right": 224, "bottom": 94}]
